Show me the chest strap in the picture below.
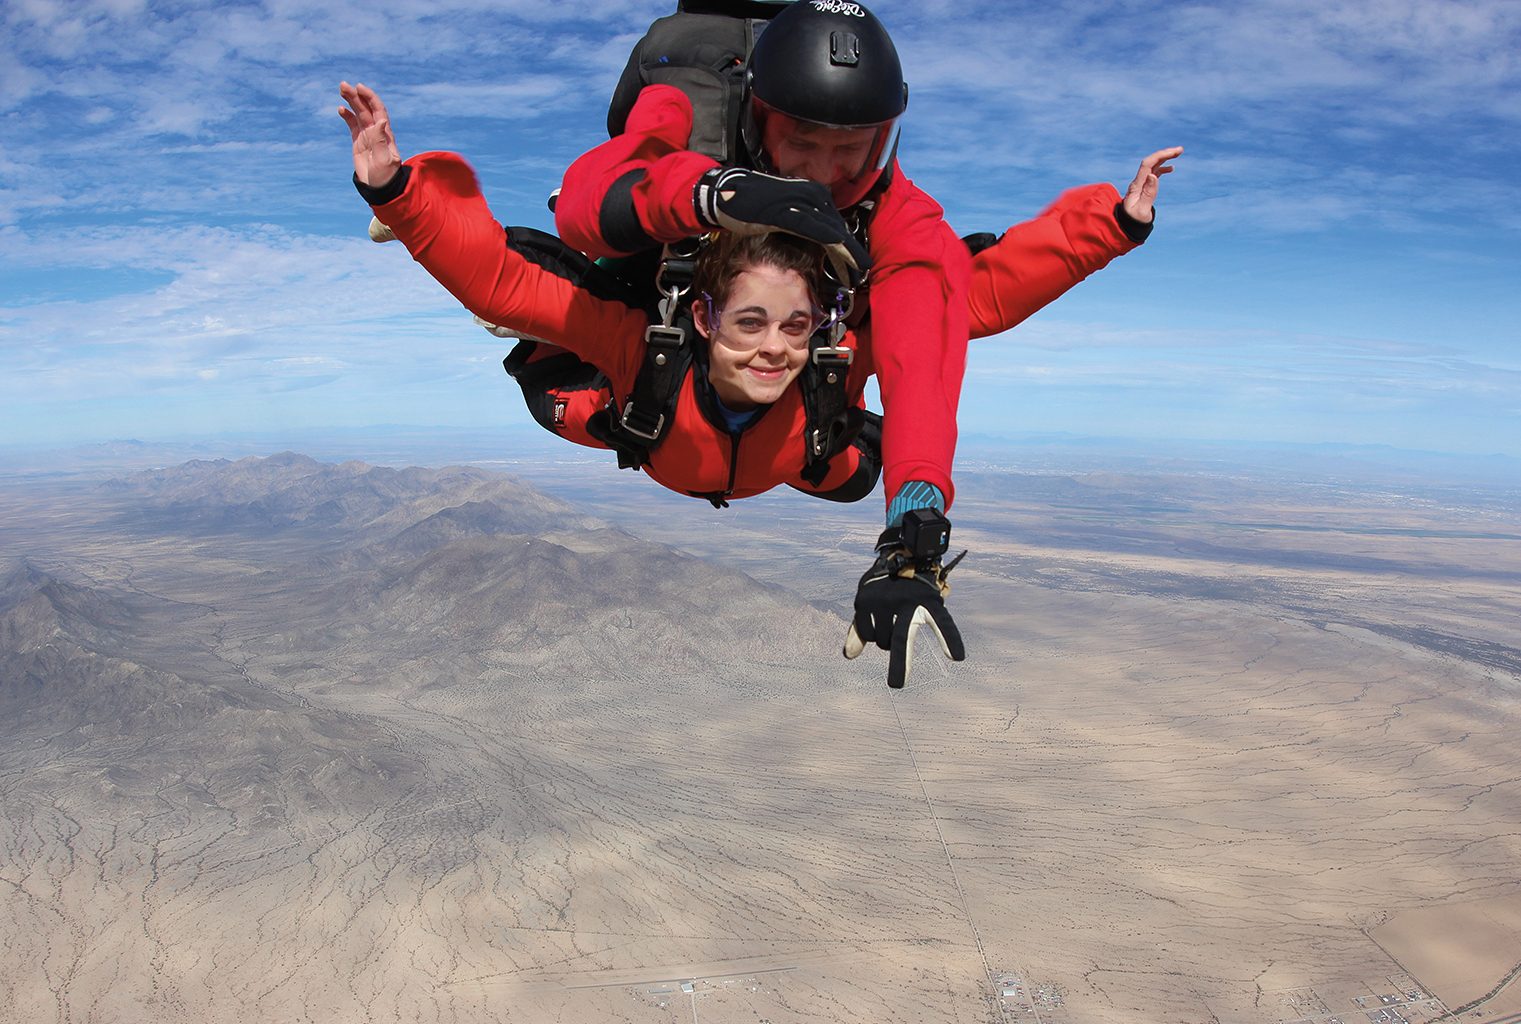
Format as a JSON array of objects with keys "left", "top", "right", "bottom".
[
  {"left": 799, "top": 332, "right": 859, "bottom": 486},
  {"left": 587, "top": 243, "right": 699, "bottom": 470},
  {"left": 595, "top": 318, "right": 693, "bottom": 469}
]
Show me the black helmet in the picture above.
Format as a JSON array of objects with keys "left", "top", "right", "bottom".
[{"left": 742, "top": 1, "right": 908, "bottom": 208}]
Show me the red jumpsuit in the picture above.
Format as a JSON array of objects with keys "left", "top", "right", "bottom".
[
  {"left": 366, "top": 148, "right": 1145, "bottom": 507},
  {"left": 555, "top": 84, "right": 1146, "bottom": 509},
  {"left": 370, "top": 151, "right": 878, "bottom": 504}
]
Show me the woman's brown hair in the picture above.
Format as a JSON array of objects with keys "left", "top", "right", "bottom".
[{"left": 690, "top": 231, "right": 828, "bottom": 309}]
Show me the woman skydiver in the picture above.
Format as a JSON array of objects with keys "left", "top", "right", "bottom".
[{"left": 340, "top": 81, "right": 882, "bottom": 508}]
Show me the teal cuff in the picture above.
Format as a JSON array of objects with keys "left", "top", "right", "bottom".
[{"left": 886, "top": 481, "right": 945, "bottom": 528}]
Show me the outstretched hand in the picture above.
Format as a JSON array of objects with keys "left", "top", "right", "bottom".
[
  {"left": 842, "top": 530, "right": 966, "bottom": 689},
  {"left": 843, "top": 575, "right": 965, "bottom": 689},
  {"left": 338, "top": 81, "right": 402, "bottom": 190},
  {"left": 1121, "top": 146, "right": 1183, "bottom": 225}
]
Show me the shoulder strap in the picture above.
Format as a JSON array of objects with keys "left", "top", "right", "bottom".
[
  {"left": 502, "top": 225, "right": 652, "bottom": 312},
  {"left": 610, "top": 321, "right": 691, "bottom": 452},
  {"left": 798, "top": 320, "right": 863, "bottom": 487},
  {"left": 589, "top": 243, "right": 702, "bottom": 470}
]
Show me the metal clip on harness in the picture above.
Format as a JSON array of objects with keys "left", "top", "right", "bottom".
[
  {"left": 813, "top": 286, "right": 855, "bottom": 370},
  {"left": 618, "top": 243, "right": 697, "bottom": 443}
]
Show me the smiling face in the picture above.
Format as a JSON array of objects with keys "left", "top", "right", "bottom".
[
  {"left": 695, "top": 262, "right": 817, "bottom": 411},
  {"left": 762, "top": 117, "right": 880, "bottom": 187}
]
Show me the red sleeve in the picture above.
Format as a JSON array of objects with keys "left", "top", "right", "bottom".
[
  {"left": 556, "top": 85, "right": 719, "bottom": 258},
  {"left": 371, "top": 151, "right": 647, "bottom": 385},
  {"left": 968, "top": 183, "right": 1140, "bottom": 339},
  {"left": 865, "top": 169, "right": 972, "bottom": 509}
]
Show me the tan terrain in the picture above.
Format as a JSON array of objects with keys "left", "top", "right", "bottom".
[{"left": 2, "top": 452, "right": 1519, "bottom": 1022}]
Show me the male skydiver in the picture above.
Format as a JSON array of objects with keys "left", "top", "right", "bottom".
[{"left": 553, "top": 1, "right": 1180, "bottom": 686}]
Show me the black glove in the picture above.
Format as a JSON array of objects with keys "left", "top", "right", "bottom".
[
  {"left": 694, "top": 166, "right": 870, "bottom": 289},
  {"left": 843, "top": 524, "right": 966, "bottom": 690}
]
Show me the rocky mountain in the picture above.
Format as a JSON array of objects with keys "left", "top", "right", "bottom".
[
  {"left": 2, "top": 451, "right": 838, "bottom": 756},
  {"left": 102, "top": 451, "right": 602, "bottom": 539},
  {"left": 0, "top": 560, "right": 419, "bottom": 824}
]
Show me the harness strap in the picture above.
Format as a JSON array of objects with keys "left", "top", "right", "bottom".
[
  {"left": 798, "top": 312, "right": 861, "bottom": 486},
  {"left": 803, "top": 214, "right": 874, "bottom": 484},
  {"left": 615, "top": 322, "right": 689, "bottom": 447},
  {"left": 593, "top": 243, "right": 700, "bottom": 470},
  {"left": 585, "top": 407, "right": 664, "bottom": 470},
  {"left": 502, "top": 341, "right": 594, "bottom": 391}
]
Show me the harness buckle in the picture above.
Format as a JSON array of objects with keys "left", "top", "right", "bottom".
[
  {"left": 817, "top": 286, "right": 854, "bottom": 346},
  {"left": 809, "top": 427, "right": 827, "bottom": 458},
  {"left": 811, "top": 345, "right": 854, "bottom": 367},
  {"left": 619, "top": 402, "right": 666, "bottom": 441},
  {"left": 645, "top": 323, "right": 686, "bottom": 351}
]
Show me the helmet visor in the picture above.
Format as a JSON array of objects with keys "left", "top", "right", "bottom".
[{"left": 752, "top": 98, "right": 900, "bottom": 207}]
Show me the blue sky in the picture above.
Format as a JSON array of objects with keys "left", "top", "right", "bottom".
[{"left": 3, "top": 0, "right": 1519, "bottom": 458}]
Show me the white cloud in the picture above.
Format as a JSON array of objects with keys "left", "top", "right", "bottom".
[
  {"left": 404, "top": 76, "right": 578, "bottom": 119},
  {"left": 0, "top": 222, "right": 492, "bottom": 405},
  {"left": 968, "top": 320, "right": 1521, "bottom": 410},
  {"left": 892, "top": 0, "right": 1520, "bottom": 233}
]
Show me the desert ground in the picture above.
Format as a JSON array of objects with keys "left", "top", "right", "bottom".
[{"left": 3, "top": 451, "right": 1520, "bottom": 1022}]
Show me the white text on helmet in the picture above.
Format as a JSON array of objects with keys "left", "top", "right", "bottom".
[{"left": 810, "top": 1, "right": 866, "bottom": 16}]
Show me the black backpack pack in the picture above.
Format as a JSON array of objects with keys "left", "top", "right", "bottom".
[{"left": 606, "top": 0, "right": 795, "bottom": 164}]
